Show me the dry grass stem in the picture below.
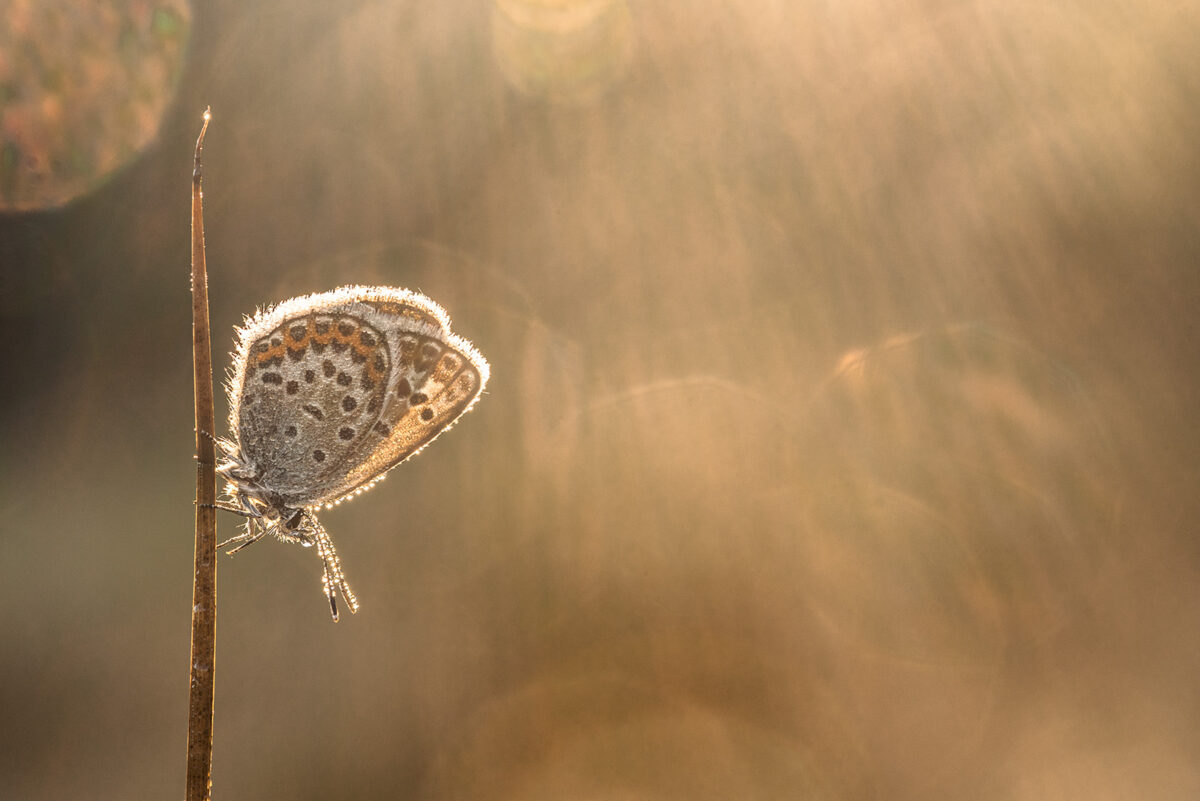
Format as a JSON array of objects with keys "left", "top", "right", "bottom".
[{"left": 185, "top": 107, "right": 217, "bottom": 801}]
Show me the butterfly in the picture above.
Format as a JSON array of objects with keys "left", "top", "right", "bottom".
[{"left": 213, "top": 285, "right": 489, "bottom": 619}]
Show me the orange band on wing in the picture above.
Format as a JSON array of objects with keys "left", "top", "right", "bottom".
[{"left": 254, "top": 317, "right": 388, "bottom": 385}]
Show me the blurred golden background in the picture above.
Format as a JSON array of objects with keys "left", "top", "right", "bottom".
[{"left": 1, "top": 0, "right": 1198, "bottom": 798}]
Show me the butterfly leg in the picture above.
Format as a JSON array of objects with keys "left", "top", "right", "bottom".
[
  {"left": 200, "top": 500, "right": 256, "bottom": 517},
  {"left": 193, "top": 429, "right": 221, "bottom": 469},
  {"left": 220, "top": 522, "right": 269, "bottom": 554},
  {"left": 217, "top": 495, "right": 270, "bottom": 553}
]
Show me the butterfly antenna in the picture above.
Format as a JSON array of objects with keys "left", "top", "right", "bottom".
[{"left": 310, "top": 513, "right": 359, "bottom": 621}]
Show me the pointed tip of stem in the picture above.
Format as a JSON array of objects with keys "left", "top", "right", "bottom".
[{"left": 194, "top": 108, "right": 211, "bottom": 181}]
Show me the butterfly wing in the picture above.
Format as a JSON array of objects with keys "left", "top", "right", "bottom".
[
  {"left": 227, "top": 286, "right": 488, "bottom": 509},
  {"left": 336, "top": 326, "right": 488, "bottom": 498},
  {"left": 231, "top": 311, "right": 391, "bottom": 504}
]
